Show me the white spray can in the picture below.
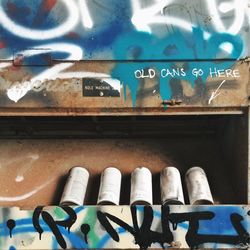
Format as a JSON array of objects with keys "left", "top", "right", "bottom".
[
  {"left": 60, "top": 167, "right": 89, "bottom": 206},
  {"left": 97, "top": 167, "right": 122, "bottom": 205},
  {"left": 185, "top": 167, "right": 214, "bottom": 205},
  {"left": 160, "top": 167, "right": 185, "bottom": 205},
  {"left": 130, "top": 167, "right": 153, "bottom": 205}
]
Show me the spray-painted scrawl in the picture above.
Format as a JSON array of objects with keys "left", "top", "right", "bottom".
[
  {"left": 0, "top": 0, "right": 249, "bottom": 105},
  {"left": 1, "top": 205, "right": 250, "bottom": 249}
]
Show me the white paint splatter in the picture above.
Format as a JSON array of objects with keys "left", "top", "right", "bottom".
[
  {"left": 219, "top": 42, "right": 234, "bottom": 54},
  {"left": 15, "top": 175, "right": 24, "bottom": 183},
  {"left": 0, "top": 0, "right": 79, "bottom": 40},
  {"left": 0, "top": 62, "right": 11, "bottom": 71},
  {"left": 78, "top": 0, "right": 94, "bottom": 28},
  {"left": 219, "top": 2, "right": 235, "bottom": 13},
  {"left": 0, "top": 154, "right": 39, "bottom": 183},
  {"left": 101, "top": 78, "right": 121, "bottom": 91},
  {"left": 208, "top": 80, "right": 226, "bottom": 104},
  {"left": 7, "top": 43, "right": 83, "bottom": 102},
  {"left": 0, "top": 178, "right": 54, "bottom": 202},
  {"left": 206, "top": 0, "right": 246, "bottom": 35},
  {"left": 131, "top": 0, "right": 193, "bottom": 33},
  {"left": 14, "top": 154, "right": 39, "bottom": 183}
]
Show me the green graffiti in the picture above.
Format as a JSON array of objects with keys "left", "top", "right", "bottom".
[{"left": 83, "top": 207, "right": 100, "bottom": 247}]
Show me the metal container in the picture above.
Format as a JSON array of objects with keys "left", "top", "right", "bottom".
[
  {"left": 130, "top": 167, "right": 153, "bottom": 205},
  {"left": 160, "top": 167, "right": 185, "bottom": 205},
  {"left": 185, "top": 167, "right": 214, "bottom": 205},
  {"left": 60, "top": 167, "right": 89, "bottom": 206},
  {"left": 97, "top": 167, "right": 122, "bottom": 205}
]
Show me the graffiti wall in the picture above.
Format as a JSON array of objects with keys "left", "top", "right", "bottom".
[
  {"left": 0, "top": 0, "right": 249, "bottom": 60},
  {"left": 0, "top": 0, "right": 249, "bottom": 109},
  {"left": 0, "top": 2, "right": 249, "bottom": 249},
  {"left": 0, "top": 205, "right": 249, "bottom": 249}
]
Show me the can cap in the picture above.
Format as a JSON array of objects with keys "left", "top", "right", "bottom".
[{"left": 185, "top": 166, "right": 205, "bottom": 177}]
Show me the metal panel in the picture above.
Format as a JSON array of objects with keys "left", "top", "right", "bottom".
[
  {"left": 0, "top": 1, "right": 249, "bottom": 114},
  {"left": 0, "top": 61, "right": 249, "bottom": 114},
  {"left": 0, "top": 205, "right": 249, "bottom": 249}
]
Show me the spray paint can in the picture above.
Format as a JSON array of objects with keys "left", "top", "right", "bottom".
[
  {"left": 97, "top": 167, "right": 122, "bottom": 205},
  {"left": 185, "top": 167, "right": 214, "bottom": 205},
  {"left": 160, "top": 167, "right": 185, "bottom": 205},
  {"left": 60, "top": 167, "right": 89, "bottom": 206},
  {"left": 130, "top": 167, "right": 153, "bottom": 205}
]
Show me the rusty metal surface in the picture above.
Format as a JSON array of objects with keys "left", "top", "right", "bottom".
[
  {"left": 0, "top": 126, "right": 244, "bottom": 208},
  {"left": 0, "top": 2, "right": 249, "bottom": 249},
  {"left": 0, "top": 0, "right": 249, "bottom": 114},
  {"left": 0, "top": 61, "right": 249, "bottom": 115}
]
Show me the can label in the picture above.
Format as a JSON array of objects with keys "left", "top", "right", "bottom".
[
  {"left": 97, "top": 167, "right": 121, "bottom": 205},
  {"left": 185, "top": 167, "right": 213, "bottom": 205},
  {"left": 160, "top": 167, "right": 185, "bottom": 205},
  {"left": 130, "top": 167, "right": 153, "bottom": 205},
  {"left": 60, "top": 167, "right": 89, "bottom": 206}
]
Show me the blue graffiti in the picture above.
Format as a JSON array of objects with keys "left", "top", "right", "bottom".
[
  {"left": 2, "top": 222, "right": 88, "bottom": 249},
  {"left": 138, "top": 205, "right": 189, "bottom": 230},
  {"left": 0, "top": 0, "right": 131, "bottom": 59},
  {"left": 0, "top": 207, "right": 88, "bottom": 249},
  {"left": 0, "top": 0, "right": 245, "bottom": 106},
  {"left": 0, "top": 206, "right": 249, "bottom": 249},
  {"left": 97, "top": 227, "right": 126, "bottom": 249},
  {"left": 197, "top": 206, "right": 249, "bottom": 236}
]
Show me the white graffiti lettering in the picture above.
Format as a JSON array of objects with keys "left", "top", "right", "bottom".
[
  {"left": 131, "top": 0, "right": 193, "bottom": 33},
  {"left": 0, "top": 0, "right": 248, "bottom": 102},
  {"left": 206, "top": 0, "right": 247, "bottom": 35},
  {"left": 0, "top": 0, "right": 80, "bottom": 40}
]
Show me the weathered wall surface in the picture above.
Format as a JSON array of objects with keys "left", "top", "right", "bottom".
[
  {"left": 0, "top": 1, "right": 250, "bottom": 249},
  {"left": 0, "top": 0, "right": 249, "bottom": 113}
]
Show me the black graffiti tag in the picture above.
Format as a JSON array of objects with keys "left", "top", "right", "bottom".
[
  {"left": 169, "top": 211, "right": 250, "bottom": 248},
  {"left": 6, "top": 219, "right": 16, "bottom": 238},
  {"left": 97, "top": 205, "right": 250, "bottom": 249},
  {"left": 81, "top": 223, "right": 90, "bottom": 244},
  {"left": 32, "top": 206, "right": 77, "bottom": 249},
  {"left": 97, "top": 205, "right": 173, "bottom": 250}
]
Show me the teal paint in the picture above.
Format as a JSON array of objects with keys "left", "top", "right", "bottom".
[{"left": 111, "top": 29, "right": 243, "bottom": 105}]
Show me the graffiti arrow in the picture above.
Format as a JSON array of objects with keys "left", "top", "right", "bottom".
[{"left": 208, "top": 80, "right": 226, "bottom": 104}]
